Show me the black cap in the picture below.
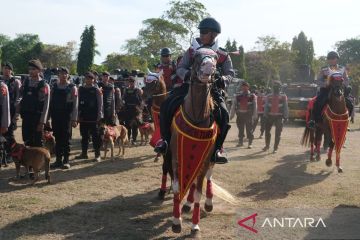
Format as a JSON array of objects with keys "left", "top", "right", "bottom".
[
  {"left": 58, "top": 67, "right": 69, "bottom": 74},
  {"left": 28, "top": 59, "right": 43, "bottom": 70},
  {"left": 85, "top": 71, "right": 95, "bottom": 79},
  {"left": 102, "top": 71, "right": 110, "bottom": 76},
  {"left": 327, "top": 51, "right": 339, "bottom": 60},
  {"left": 2, "top": 61, "right": 13, "bottom": 70},
  {"left": 161, "top": 48, "right": 172, "bottom": 56},
  {"left": 198, "top": 17, "right": 221, "bottom": 33}
]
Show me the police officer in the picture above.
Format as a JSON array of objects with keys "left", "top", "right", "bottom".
[
  {"left": 1, "top": 62, "right": 21, "bottom": 157},
  {"left": 123, "top": 76, "right": 143, "bottom": 145},
  {"left": 263, "top": 81, "right": 288, "bottom": 153},
  {"left": 309, "top": 51, "right": 349, "bottom": 127},
  {"left": 0, "top": 77, "right": 10, "bottom": 137},
  {"left": 19, "top": 60, "right": 50, "bottom": 147},
  {"left": 76, "top": 72, "right": 103, "bottom": 162},
  {"left": 98, "top": 71, "right": 118, "bottom": 125},
  {"left": 156, "top": 17, "right": 234, "bottom": 164},
  {"left": 49, "top": 67, "right": 78, "bottom": 169},
  {"left": 156, "top": 48, "right": 180, "bottom": 90},
  {"left": 253, "top": 87, "right": 266, "bottom": 138},
  {"left": 232, "top": 82, "right": 257, "bottom": 148}
]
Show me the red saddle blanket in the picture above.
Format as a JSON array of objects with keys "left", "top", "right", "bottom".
[
  {"left": 150, "top": 106, "right": 161, "bottom": 147},
  {"left": 172, "top": 106, "right": 218, "bottom": 201},
  {"left": 323, "top": 104, "right": 348, "bottom": 155}
]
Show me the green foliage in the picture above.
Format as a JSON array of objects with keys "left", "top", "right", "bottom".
[
  {"left": 336, "top": 38, "right": 360, "bottom": 65},
  {"left": 164, "top": 0, "right": 208, "bottom": 45},
  {"left": 103, "top": 53, "right": 147, "bottom": 72},
  {"left": 1, "top": 34, "right": 43, "bottom": 73},
  {"left": 224, "top": 39, "right": 237, "bottom": 52},
  {"left": 40, "top": 41, "right": 77, "bottom": 70},
  {"left": 291, "top": 31, "right": 314, "bottom": 66},
  {"left": 77, "top": 25, "right": 98, "bottom": 75}
]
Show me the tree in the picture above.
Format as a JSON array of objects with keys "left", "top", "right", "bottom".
[
  {"left": 224, "top": 39, "right": 237, "bottom": 52},
  {"left": 231, "top": 40, "right": 238, "bottom": 52},
  {"left": 238, "top": 46, "right": 247, "bottom": 79},
  {"left": 1, "top": 34, "right": 43, "bottom": 73},
  {"left": 291, "top": 31, "right": 314, "bottom": 66},
  {"left": 40, "top": 41, "right": 77, "bottom": 70},
  {"left": 164, "top": 0, "right": 208, "bottom": 45},
  {"left": 77, "top": 25, "right": 98, "bottom": 75},
  {"left": 336, "top": 38, "right": 360, "bottom": 64},
  {"left": 124, "top": 18, "right": 187, "bottom": 68},
  {"left": 0, "top": 34, "right": 10, "bottom": 64},
  {"left": 103, "top": 53, "right": 147, "bottom": 72},
  {"left": 224, "top": 39, "right": 232, "bottom": 52}
]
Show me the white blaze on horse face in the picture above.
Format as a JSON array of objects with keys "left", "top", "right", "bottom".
[{"left": 198, "top": 57, "right": 216, "bottom": 83}]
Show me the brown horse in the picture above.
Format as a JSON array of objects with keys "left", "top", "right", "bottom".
[
  {"left": 168, "top": 48, "right": 218, "bottom": 237},
  {"left": 142, "top": 71, "right": 173, "bottom": 200},
  {"left": 302, "top": 73, "right": 348, "bottom": 173}
]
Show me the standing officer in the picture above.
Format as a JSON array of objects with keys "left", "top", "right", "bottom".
[
  {"left": 263, "top": 81, "right": 288, "bottom": 153},
  {"left": 98, "top": 71, "right": 118, "bottom": 125},
  {"left": 309, "top": 51, "right": 348, "bottom": 128},
  {"left": 123, "top": 76, "right": 143, "bottom": 145},
  {"left": 76, "top": 72, "right": 103, "bottom": 162},
  {"left": 156, "top": 17, "right": 234, "bottom": 164},
  {"left": 49, "top": 67, "right": 78, "bottom": 169},
  {"left": 0, "top": 76, "right": 10, "bottom": 136},
  {"left": 231, "top": 82, "right": 257, "bottom": 148},
  {"left": 1, "top": 62, "right": 21, "bottom": 157},
  {"left": 19, "top": 60, "right": 50, "bottom": 147},
  {"left": 253, "top": 87, "right": 266, "bottom": 138},
  {"left": 155, "top": 48, "right": 181, "bottom": 90}
]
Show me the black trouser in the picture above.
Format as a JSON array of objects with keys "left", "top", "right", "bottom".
[
  {"left": 104, "top": 109, "right": 115, "bottom": 125},
  {"left": 160, "top": 83, "right": 230, "bottom": 152},
  {"left": 264, "top": 115, "right": 284, "bottom": 149},
  {"left": 124, "top": 106, "right": 141, "bottom": 142},
  {"left": 52, "top": 113, "right": 72, "bottom": 160},
  {"left": 22, "top": 113, "right": 43, "bottom": 147},
  {"left": 253, "top": 113, "right": 265, "bottom": 136},
  {"left": 345, "top": 97, "right": 354, "bottom": 117},
  {"left": 79, "top": 121, "right": 101, "bottom": 156},
  {"left": 236, "top": 112, "right": 254, "bottom": 145},
  {"left": 313, "top": 87, "right": 329, "bottom": 123},
  {"left": 4, "top": 109, "right": 16, "bottom": 153}
]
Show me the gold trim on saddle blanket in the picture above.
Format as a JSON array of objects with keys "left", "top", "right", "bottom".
[
  {"left": 323, "top": 104, "right": 349, "bottom": 155},
  {"left": 172, "top": 106, "right": 218, "bottom": 201}
]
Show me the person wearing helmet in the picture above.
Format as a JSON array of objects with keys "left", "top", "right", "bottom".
[
  {"left": 155, "top": 17, "right": 234, "bottom": 164},
  {"left": 155, "top": 48, "right": 181, "bottom": 90},
  {"left": 309, "top": 51, "right": 349, "bottom": 128},
  {"left": 263, "top": 81, "right": 288, "bottom": 153}
]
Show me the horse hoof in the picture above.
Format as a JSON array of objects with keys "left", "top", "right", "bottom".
[
  {"left": 182, "top": 204, "right": 191, "bottom": 213},
  {"left": 158, "top": 189, "right": 166, "bottom": 200},
  {"left": 310, "top": 156, "right": 315, "bottom": 162},
  {"left": 204, "top": 203, "right": 213, "bottom": 212},
  {"left": 337, "top": 167, "right": 343, "bottom": 173},
  {"left": 325, "top": 158, "right": 332, "bottom": 167},
  {"left": 172, "top": 223, "right": 182, "bottom": 233},
  {"left": 154, "top": 157, "right": 159, "bottom": 162},
  {"left": 190, "top": 229, "right": 201, "bottom": 238}
]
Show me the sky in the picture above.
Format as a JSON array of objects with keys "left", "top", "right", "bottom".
[{"left": 1, "top": 0, "right": 359, "bottom": 64}]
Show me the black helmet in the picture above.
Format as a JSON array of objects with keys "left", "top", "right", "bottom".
[
  {"left": 160, "top": 48, "right": 172, "bottom": 56},
  {"left": 327, "top": 51, "right": 339, "bottom": 60},
  {"left": 198, "top": 17, "right": 221, "bottom": 33}
]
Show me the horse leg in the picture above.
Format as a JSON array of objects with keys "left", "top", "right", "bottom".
[
  {"left": 335, "top": 144, "right": 343, "bottom": 173},
  {"left": 326, "top": 141, "right": 334, "bottom": 167},
  {"left": 204, "top": 166, "right": 214, "bottom": 212},
  {"left": 315, "top": 141, "right": 321, "bottom": 161},
  {"left": 172, "top": 181, "right": 182, "bottom": 233},
  {"left": 190, "top": 178, "right": 203, "bottom": 237},
  {"left": 310, "top": 143, "right": 315, "bottom": 161},
  {"left": 154, "top": 153, "right": 160, "bottom": 162},
  {"left": 182, "top": 182, "right": 196, "bottom": 213},
  {"left": 103, "top": 141, "right": 108, "bottom": 160},
  {"left": 110, "top": 140, "right": 114, "bottom": 161},
  {"left": 158, "top": 161, "right": 167, "bottom": 200}
]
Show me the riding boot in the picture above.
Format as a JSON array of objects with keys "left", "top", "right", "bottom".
[
  {"left": 51, "top": 155, "right": 63, "bottom": 169},
  {"left": 211, "top": 124, "right": 231, "bottom": 164}
]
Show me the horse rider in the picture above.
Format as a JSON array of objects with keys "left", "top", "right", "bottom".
[
  {"left": 98, "top": 71, "right": 119, "bottom": 126},
  {"left": 309, "top": 51, "right": 349, "bottom": 128},
  {"left": 123, "top": 76, "right": 143, "bottom": 145},
  {"left": 231, "top": 81, "right": 257, "bottom": 148},
  {"left": 18, "top": 59, "right": 50, "bottom": 147},
  {"left": 49, "top": 67, "right": 78, "bottom": 169},
  {"left": 75, "top": 72, "right": 103, "bottom": 162},
  {"left": 155, "top": 48, "right": 182, "bottom": 90},
  {"left": 155, "top": 17, "right": 234, "bottom": 164},
  {"left": 263, "top": 81, "right": 289, "bottom": 153},
  {"left": 1, "top": 62, "right": 20, "bottom": 160}
]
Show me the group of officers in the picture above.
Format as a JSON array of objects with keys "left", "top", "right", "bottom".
[{"left": 0, "top": 16, "right": 352, "bottom": 171}]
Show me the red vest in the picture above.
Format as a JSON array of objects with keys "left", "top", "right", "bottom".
[
  {"left": 268, "top": 95, "right": 287, "bottom": 115},
  {"left": 236, "top": 93, "right": 254, "bottom": 112},
  {"left": 157, "top": 62, "right": 176, "bottom": 90}
]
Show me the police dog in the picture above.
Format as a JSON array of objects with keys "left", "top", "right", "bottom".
[
  {"left": 99, "top": 122, "right": 129, "bottom": 160},
  {"left": 10, "top": 143, "right": 51, "bottom": 185},
  {"left": 138, "top": 122, "right": 154, "bottom": 145}
]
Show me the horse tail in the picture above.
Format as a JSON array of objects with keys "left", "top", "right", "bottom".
[
  {"left": 301, "top": 126, "right": 310, "bottom": 147},
  {"left": 202, "top": 178, "right": 238, "bottom": 205}
]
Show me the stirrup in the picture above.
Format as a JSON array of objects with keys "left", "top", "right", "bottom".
[{"left": 154, "top": 140, "right": 168, "bottom": 154}]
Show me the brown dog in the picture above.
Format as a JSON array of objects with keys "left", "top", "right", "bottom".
[
  {"left": 138, "top": 122, "right": 154, "bottom": 145},
  {"left": 43, "top": 131, "right": 55, "bottom": 156},
  {"left": 11, "top": 143, "right": 51, "bottom": 184},
  {"left": 99, "top": 123, "right": 128, "bottom": 160}
]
